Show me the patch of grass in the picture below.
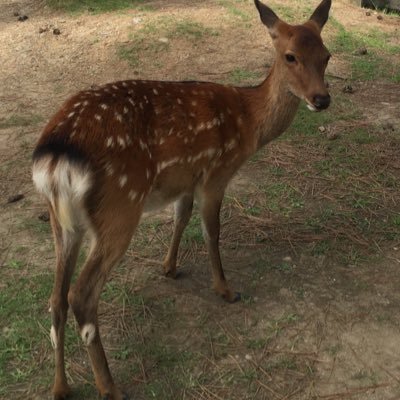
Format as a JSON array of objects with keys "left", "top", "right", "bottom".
[
  {"left": 119, "top": 17, "right": 217, "bottom": 67},
  {"left": 218, "top": 0, "right": 251, "bottom": 21},
  {"left": 0, "top": 274, "right": 53, "bottom": 394},
  {"left": 0, "top": 113, "right": 43, "bottom": 130},
  {"left": 229, "top": 68, "right": 261, "bottom": 85},
  {"left": 182, "top": 214, "right": 203, "bottom": 247},
  {"left": 6, "top": 259, "right": 24, "bottom": 269},
  {"left": 172, "top": 20, "right": 218, "bottom": 40},
  {"left": 329, "top": 19, "right": 400, "bottom": 81},
  {"left": 350, "top": 128, "right": 377, "bottom": 144},
  {"left": 260, "top": 181, "right": 304, "bottom": 216},
  {"left": 46, "top": 0, "right": 146, "bottom": 13},
  {"left": 20, "top": 217, "right": 51, "bottom": 236}
]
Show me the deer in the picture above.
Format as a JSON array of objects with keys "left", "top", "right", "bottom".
[{"left": 32, "top": 0, "right": 331, "bottom": 399}]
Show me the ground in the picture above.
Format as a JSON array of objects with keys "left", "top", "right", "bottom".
[{"left": 1, "top": 0, "right": 400, "bottom": 399}]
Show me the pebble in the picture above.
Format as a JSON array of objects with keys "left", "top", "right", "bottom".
[
  {"left": 38, "top": 211, "right": 50, "bottom": 222},
  {"left": 318, "top": 126, "right": 326, "bottom": 133},
  {"left": 377, "top": 15, "right": 383, "bottom": 20},
  {"left": 18, "top": 15, "right": 28, "bottom": 21},
  {"left": 53, "top": 28, "right": 61, "bottom": 35}
]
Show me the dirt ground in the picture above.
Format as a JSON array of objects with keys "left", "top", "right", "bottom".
[{"left": 1, "top": 0, "right": 400, "bottom": 399}]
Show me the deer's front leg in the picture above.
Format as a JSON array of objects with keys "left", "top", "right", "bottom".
[
  {"left": 198, "top": 189, "right": 240, "bottom": 303},
  {"left": 163, "top": 194, "right": 194, "bottom": 278}
]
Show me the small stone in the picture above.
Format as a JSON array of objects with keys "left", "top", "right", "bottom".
[
  {"left": 13, "top": 11, "right": 20, "bottom": 17},
  {"left": 283, "top": 256, "right": 292, "bottom": 262},
  {"left": 377, "top": 15, "right": 383, "bottom": 20},
  {"left": 342, "top": 85, "right": 354, "bottom": 94},
  {"left": 366, "top": 11, "right": 371, "bottom": 16},
  {"left": 158, "top": 37, "right": 169, "bottom": 43},
  {"left": 245, "top": 354, "right": 252, "bottom": 361},
  {"left": 318, "top": 126, "right": 326, "bottom": 133},
  {"left": 18, "top": 15, "right": 28, "bottom": 21},
  {"left": 394, "top": 247, "right": 398, "bottom": 251},
  {"left": 38, "top": 211, "right": 50, "bottom": 222},
  {"left": 53, "top": 28, "right": 61, "bottom": 35},
  {"left": 39, "top": 27, "right": 48, "bottom": 33},
  {"left": 132, "top": 17, "right": 142, "bottom": 24},
  {"left": 7, "top": 194, "right": 24, "bottom": 203}
]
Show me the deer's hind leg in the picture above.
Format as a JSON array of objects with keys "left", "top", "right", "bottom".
[
  {"left": 67, "top": 204, "right": 142, "bottom": 400},
  {"left": 163, "top": 193, "right": 194, "bottom": 278},
  {"left": 48, "top": 205, "right": 83, "bottom": 400}
]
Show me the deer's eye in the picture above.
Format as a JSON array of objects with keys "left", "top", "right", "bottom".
[{"left": 285, "top": 54, "right": 296, "bottom": 63}]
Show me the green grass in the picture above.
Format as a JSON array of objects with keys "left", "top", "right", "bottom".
[
  {"left": 119, "top": 17, "right": 217, "bottom": 67},
  {"left": 229, "top": 68, "right": 261, "bottom": 85},
  {"left": 46, "top": 0, "right": 146, "bottom": 13},
  {"left": 0, "top": 114, "right": 43, "bottom": 130},
  {"left": 0, "top": 275, "right": 53, "bottom": 395},
  {"left": 218, "top": 0, "right": 251, "bottom": 21},
  {"left": 329, "top": 19, "right": 400, "bottom": 81}
]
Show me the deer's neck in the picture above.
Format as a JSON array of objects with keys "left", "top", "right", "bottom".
[{"left": 241, "top": 63, "right": 301, "bottom": 152}]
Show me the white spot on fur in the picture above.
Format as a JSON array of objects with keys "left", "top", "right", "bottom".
[
  {"left": 192, "top": 100, "right": 197, "bottom": 106},
  {"left": 237, "top": 116, "right": 243, "bottom": 126},
  {"left": 115, "top": 112, "right": 122, "bottom": 122},
  {"left": 117, "top": 136, "right": 126, "bottom": 148},
  {"left": 123, "top": 106, "right": 128, "bottom": 114},
  {"left": 224, "top": 139, "right": 237, "bottom": 152},
  {"left": 112, "top": 85, "right": 118, "bottom": 90},
  {"left": 196, "top": 122, "right": 206, "bottom": 133},
  {"left": 139, "top": 139, "right": 147, "bottom": 150},
  {"left": 119, "top": 175, "right": 127, "bottom": 187},
  {"left": 128, "top": 190, "right": 137, "bottom": 201},
  {"left": 128, "top": 98, "right": 135, "bottom": 106},
  {"left": 81, "top": 323, "right": 96, "bottom": 346},
  {"left": 122, "top": 82, "right": 128, "bottom": 87},
  {"left": 153, "top": 88, "right": 159, "bottom": 95},
  {"left": 105, "top": 162, "right": 114, "bottom": 176},
  {"left": 95, "top": 114, "right": 101, "bottom": 121},
  {"left": 157, "top": 157, "right": 180, "bottom": 173},
  {"left": 100, "top": 104, "right": 108, "bottom": 110},
  {"left": 73, "top": 102, "right": 81, "bottom": 108},
  {"left": 83, "top": 100, "right": 89, "bottom": 106},
  {"left": 106, "top": 137, "right": 114, "bottom": 148},
  {"left": 146, "top": 169, "right": 151, "bottom": 179},
  {"left": 50, "top": 326, "right": 57, "bottom": 349},
  {"left": 177, "top": 98, "right": 183, "bottom": 105}
]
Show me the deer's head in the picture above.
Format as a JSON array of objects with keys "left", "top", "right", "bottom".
[{"left": 255, "top": 0, "right": 332, "bottom": 112}]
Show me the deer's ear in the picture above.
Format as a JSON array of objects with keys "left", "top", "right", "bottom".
[
  {"left": 254, "top": 0, "right": 279, "bottom": 33},
  {"left": 309, "top": 0, "right": 331, "bottom": 31}
]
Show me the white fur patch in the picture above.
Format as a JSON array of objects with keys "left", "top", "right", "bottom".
[
  {"left": 119, "top": 175, "right": 128, "bottom": 187},
  {"left": 81, "top": 323, "right": 96, "bottom": 346},
  {"left": 50, "top": 325, "right": 57, "bottom": 349},
  {"left": 307, "top": 103, "right": 317, "bottom": 112},
  {"left": 32, "top": 157, "right": 92, "bottom": 231}
]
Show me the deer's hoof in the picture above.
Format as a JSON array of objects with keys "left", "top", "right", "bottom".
[
  {"left": 221, "top": 290, "right": 241, "bottom": 303},
  {"left": 165, "top": 269, "right": 183, "bottom": 279}
]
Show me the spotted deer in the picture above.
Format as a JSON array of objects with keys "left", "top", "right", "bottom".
[{"left": 32, "top": 0, "right": 331, "bottom": 399}]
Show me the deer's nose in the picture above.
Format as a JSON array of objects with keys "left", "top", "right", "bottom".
[{"left": 313, "top": 94, "right": 331, "bottom": 110}]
